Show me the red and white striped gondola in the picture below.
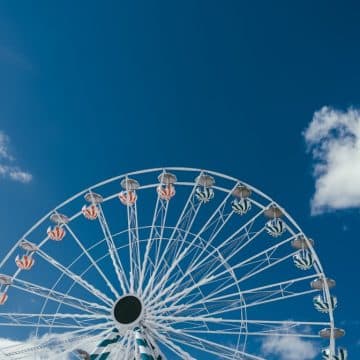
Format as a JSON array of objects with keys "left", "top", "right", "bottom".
[
  {"left": 15, "top": 255, "right": 35, "bottom": 270},
  {"left": 47, "top": 225, "right": 66, "bottom": 241},
  {"left": 119, "top": 178, "right": 139, "bottom": 206},
  {"left": 0, "top": 292, "right": 8, "bottom": 305},
  {"left": 82, "top": 204, "right": 98, "bottom": 220},
  {"left": 47, "top": 213, "right": 68, "bottom": 241},
  {"left": 83, "top": 192, "right": 103, "bottom": 220},
  {"left": 119, "top": 190, "right": 137, "bottom": 206},
  {"left": 157, "top": 184, "right": 176, "bottom": 201},
  {"left": 157, "top": 172, "right": 177, "bottom": 201}
]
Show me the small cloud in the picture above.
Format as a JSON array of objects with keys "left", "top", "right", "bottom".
[
  {"left": 9, "top": 169, "right": 32, "bottom": 183},
  {"left": 304, "top": 106, "right": 360, "bottom": 214},
  {"left": 0, "top": 336, "right": 69, "bottom": 359},
  {"left": 0, "top": 132, "right": 14, "bottom": 160},
  {"left": 0, "top": 332, "right": 113, "bottom": 359},
  {"left": 0, "top": 131, "right": 32, "bottom": 183},
  {"left": 261, "top": 334, "right": 318, "bottom": 360}
]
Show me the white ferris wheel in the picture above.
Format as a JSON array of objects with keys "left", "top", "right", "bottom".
[{"left": 0, "top": 168, "right": 347, "bottom": 359}]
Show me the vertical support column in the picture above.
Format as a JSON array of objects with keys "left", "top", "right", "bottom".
[{"left": 134, "top": 327, "right": 164, "bottom": 360}]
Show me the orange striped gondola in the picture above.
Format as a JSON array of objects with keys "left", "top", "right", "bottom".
[
  {"left": 82, "top": 204, "right": 98, "bottom": 220},
  {"left": 15, "top": 255, "right": 35, "bottom": 270},
  {"left": 119, "top": 191, "right": 137, "bottom": 206},
  {"left": 0, "top": 292, "right": 8, "bottom": 305},
  {"left": 47, "top": 226, "right": 66, "bottom": 241},
  {"left": 157, "top": 184, "right": 176, "bottom": 201}
]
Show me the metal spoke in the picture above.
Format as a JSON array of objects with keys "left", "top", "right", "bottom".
[
  {"left": 64, "top": 222, "right": 119, "bottom": 299},
  {"left": 0, "top": 312, "right": 109, "bottom": 329},
  {"left": 97, "top": 204, "right": 129, "bottom": 294},
  {"left": 36, "top": 248, "right": 113, "bottom": 306},
  {"left": 11, "top": 278, "right": 109, "bottom": 314}
]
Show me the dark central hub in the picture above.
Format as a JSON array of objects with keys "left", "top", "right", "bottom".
[{"left": 113, "top": 295, "right": 142, "bottom": 325}]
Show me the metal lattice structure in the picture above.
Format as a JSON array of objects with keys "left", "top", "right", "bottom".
[{"left": 0, "top": 168, "right": 346, "bottom": 359}]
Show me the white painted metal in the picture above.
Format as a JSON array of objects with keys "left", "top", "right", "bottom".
[{"left": 0, "top": 168, "right": 338, "bottom": 359}]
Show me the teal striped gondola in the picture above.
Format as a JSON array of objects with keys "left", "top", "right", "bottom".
[
  {"left": 231, "top": 198, "right": 251, "bottom": 215},
  {"left": 265, "top": 218, "right": 286, "bottom": 237},
  {"left": 322, "top": 347, "right": 348, "bottom": 360},
  {"left": 89, "top": 328, "right": 121, "bottom": 359},
  {"left": 134, "top": 327, "right": 162, "bottom": 360},
  {"left": 313, "top": 295, "right": 338, "bottom": 313},
  {"left": 195, "top": 187, "right": 214, "bottom": 203},
  {"left": 293, "top": 250, "right": 314, "bottom": 270}
]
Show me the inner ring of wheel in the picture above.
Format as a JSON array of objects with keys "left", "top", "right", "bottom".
[{"left": 113, "top": 295, "right": 143, "bottom": 325}]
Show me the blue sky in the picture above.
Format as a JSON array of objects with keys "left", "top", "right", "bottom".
[{"left": 0, "top": 1, "right": 359, "bottom": 358}]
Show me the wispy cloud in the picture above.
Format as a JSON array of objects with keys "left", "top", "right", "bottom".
[
  {"left": 0, "top": 131, "right": 32, "bottom": 183},
  {"left": 0, "top": 335, "right": 69, "bottom": 359},
  {"left": 304, "top": 106, "right": 360, "bottom": 214},
  {"left": 0, "top": 332, "right": 113, "bottom": 359},
  {"left": 261, "top": 334, "right": 317, "bottom": 360}
]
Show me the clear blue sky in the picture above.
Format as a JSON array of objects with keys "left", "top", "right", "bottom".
[{"left": 0, "top": 0, "right": 359, "bottom": 357}]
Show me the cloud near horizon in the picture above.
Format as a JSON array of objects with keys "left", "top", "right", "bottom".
[
  {"left": 304, "top": 106, "right": 360, "bottom": 214},
  {"left": 0, "top": 131, "right": 32, "bottom": 183},
  {"left": 0, "top": 332, "right": 98, "bottom": 359},
  {"left": 0, "top": 336, "right": 69, "bottom": 359},
  {"left": 261, "top": 333, "right": 317, "bottom": 360}
]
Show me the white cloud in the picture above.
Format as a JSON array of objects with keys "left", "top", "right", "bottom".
[
  {"left": 304, "top": 106, "right": 360, "bottom": 214},
  {"left": 0, "top": 131, "right": 32, "bottom": 183},
  {"left": 261, "top": 334, "right": 317, "bottom": 360},
  {"left": 0, "top": 331, "right": 119, "bottom": 359},
  {"left": 9, "top": 169, "right": 33, "bottom": 183},
  {"left": 0, "top": 335, "right": 70, "bottom": 359},
  {"left": 0, "top": 132, "right": 13, "bottom": 160}
]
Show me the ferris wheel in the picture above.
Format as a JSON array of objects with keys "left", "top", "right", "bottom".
[{"left": 0, "top": 167, "right": 347, "bottom": 359}]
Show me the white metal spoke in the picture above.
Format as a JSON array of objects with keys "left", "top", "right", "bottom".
[
  {"left": 146, "top": 209, "right": 265, "bottom": 308},
  {"left": 138, "top": 191, "right": 162, "bottom": 295},
  {"left": 148, "top": 314, "right": 329, "bottom": 330},
  {"left": 158, "top": 237, "right": 298, "bottom": 310},
  {"left": 148, "top": 320, "right": 266, "bottom": 360},
  {"left": 53, "top": 327, "right": 113, "bottom": 360},
  {"left": 146, "top": 325, "right": 196, "bottom": 360},
  {"left": 11, "top": 278, "right": 109, "bottom": 314},
  {"left": 147, "top": 199, "right": 170, "bottom": 296},
  {"left": 161, "top": 288, "right": 317, "bottom": 318},
  {"left": 142, "top": 183, "right": 202, "bottom": 299},
  {"left": 64, "top": 222, "right": 119, "bottom": 299},
  {"left": 0, "top": 312, "right": 109, "bottom": 329},
  {"left": 175, "top": 206, "right": 264, "bottom": 282},
  {"left": 36, "top": 248, "right": 113, "bottom": 306},
  {"left": 144, "top": 183, "right": 239, "bottom": 305},
  {"left": 97, "top": 204, "right": 129, "bottom": 294},
  {"left": 126, "top": 200, "right": 141, "bottom": 292},
  {"left": 163, "top": 250, "right": 306, "bottom": 314},
  {"left": 149, "top": 273, "right": 319, "bottom": 320},
  {"left": 1, "top": 324, "right": 110, "bottom": 359}
]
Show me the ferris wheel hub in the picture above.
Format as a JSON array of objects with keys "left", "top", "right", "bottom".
[{"left": 112, "top": 295, "right": 143, "bottom": 328}]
